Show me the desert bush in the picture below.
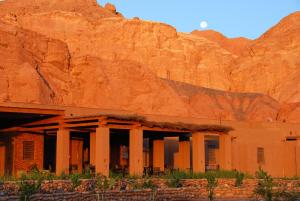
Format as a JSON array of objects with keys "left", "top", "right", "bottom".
[
  {"left": 96, "top": 175, "right": 110, "bottom": 191},
  {"left": 254, "top": 167, "right": 274, "bottom": 201},
  {"left": 164, "top": 171, "right": 185, "bottom": 188},
  {"left": 273, "top": 189, "right": 300, "bottom": 201},
  {"left": 142, "top": 179, "right": 157, "bottom": 190},
  {"left": 18, "top": 172, "right": 43, "bottom": 201},
  {"left": 70, "top": 173, "right": 81, "bottom": 191},
  {"left": 58, "top": 172, "right": 69, "bottom": 180},
  {"left": 81, "top": 166, "right": 93, "bottom": 179},
  {"left": 235, "top": 171, "right": 245, "bottom": 187},
  {"left": 206, "top": 174, "right": 218, "bottom": 201}
]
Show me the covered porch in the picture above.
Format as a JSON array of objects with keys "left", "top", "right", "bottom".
[{"left": 0, "top": 104, "right": 233, "bottom": 177}]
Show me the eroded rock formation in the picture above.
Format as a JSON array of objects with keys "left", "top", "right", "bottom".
[{"left": 0, "top": 0, "right": 299, "bottom": 122}]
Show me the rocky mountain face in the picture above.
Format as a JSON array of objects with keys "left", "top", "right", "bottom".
[
  {"left": 229, "top": 12, "right": 300, "bottom": 104},
  {"left": 0, "top": 0, "right": 299, "bottom": 122},
  {"left": 191, "top": 30, "right": 252, "bottom": 56}
]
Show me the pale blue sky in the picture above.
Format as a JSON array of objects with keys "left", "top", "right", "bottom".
[{"left": 98, "top": 0, "right": 300, "bottom": 39}]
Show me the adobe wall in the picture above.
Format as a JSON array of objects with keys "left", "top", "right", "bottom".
[
  {"left": 224, "top": 121, "right": 300, "bottom": 177},
  {"left": 12, "top": 133, "right": 44, "bottom": 176}
]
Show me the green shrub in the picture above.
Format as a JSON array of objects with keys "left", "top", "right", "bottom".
[
  {"left": 82, "top": 166, "right": 93, "bottom": 179},
  {"left": 110, "top": 170, "right": 124, "bottom": 179},
  {"left": 206, "top": 174, "right": 218, "bottom": 201},
  {"left": 254, "top": 167, "right": 273, "bottom": 201},
  {"left": 166, "top": 178, "right": 181, "bottom": 188},
  {"left": 142, "top": 179, "right": 157, "bottom": 190},
  {"left": 70, "top": 174, "right": 81, "bottom": 191},
  {"left": 130, "top": 179, "right": 143, "bottom": 190},
  {"left": 18, "top": 172, "right": 43, "bottom": 201},
  {"left": 58, "top": 172, "right": 69, "bottom": 180},
  {"left": 108, "top": 177, "right": 117, "bottom": 190},
  {"left": 96, "top": 175, "right": 110, "bottom": 191},
  {"left": 164, "top": 171, "right": 185, "bottom": 188},
  {"left": 163, "top": 170, "right": 191, "bottom": 180},
  {"left": 273, "top": 189, "right": 300, "bottom": 201},
  {"left": 235, "top": 171, "right": 245, "bottom": 187}
]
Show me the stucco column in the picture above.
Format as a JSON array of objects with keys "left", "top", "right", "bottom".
[
  {"left": 192, "top": 132, "right": 205, "bottom": 173},
  {"left": 95, "top": 127, "right": 110, "bottom": 177},
  {"left": 56, "top": 129, "right": 70, "bottom": 175},
  {"left": 153, "top": 138, "right": 165, "bottom": 171},
  {"left": 219, "top": 134, "right": 232, "bottom": 170},
  {"left": 0, "top": 142, "right": 5, "bottom": 176},
  {"left": 296, "top": 139, "right": 300, "bottom": 176},
  {"left": 129, "top": 128, "right": 143, "bottom": 176},
  {"left": 178, "top": 136, "right": 190, "bottom": 171},
  {"left": 90, "top": 132, "right": 96, "bottom": 166}
]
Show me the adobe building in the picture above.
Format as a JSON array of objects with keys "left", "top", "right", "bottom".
[{"left": 0, "top": 102, "right": 299, "bottom": 178}]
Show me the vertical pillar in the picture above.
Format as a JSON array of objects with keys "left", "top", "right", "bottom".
[
  {"left": 153, "top": 138, "right": 165, "bottom": 171},
  {"left": 296, "top": 139, "right": 300, "bottom": 176},
  {"left": 0, "top": 142, "right": 5, "bottom": 176},
  {"left": 90, "top": 132, "right": 96, "bottom": 166},
  {"left": 178, "top": 136, "right": 190, "bottom": 171},
  {"left": 95, "top": 127, "right": 110, "bottom": 177},
  {"left": 129, "top": 128, "right": 143, "bottom": 176},
  {"left": 56, "top": 129, "right": 70, "bottom": 175},
  {"left": 219, "top": 134, "right": 232, "bottom": 170},
  {"left": 192, "top": 132, "right": 205, "bottom": 173}
]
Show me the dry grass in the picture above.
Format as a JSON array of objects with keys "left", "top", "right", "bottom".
[
  {"left": 103, "top": 113, "right": 233, "bottom": 133},
  {"left": 143, "top": 121, "right": 233, "bottom": 133}
]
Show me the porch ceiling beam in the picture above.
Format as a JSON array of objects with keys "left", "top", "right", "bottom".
[
  {"left": 1, "top": 125, "right": 59, "bottom": 132},
  {"left": 64, "top": 122, "right": 99, "bottom": 128},
  {"left": 105, "top": 124, "right": 134, "bottom": 130},
  {"left": 142, "top": 126, "right": 190, "bottom": 133},
  {"left": 20, "top": 116, "right": 62, "bottom": 127},
  {"left": 0, "top": 106, "right": 64, "bottom": 115},
  {"left": 64, "top": 116, "right": 106, "bottom": 123}
]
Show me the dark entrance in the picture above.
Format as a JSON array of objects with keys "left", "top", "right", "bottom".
[{"left": 43, "top": 134, "right": 56, "bottom": 172}]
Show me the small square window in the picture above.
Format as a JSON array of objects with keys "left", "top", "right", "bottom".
[
  {"left": 257, "top": 147, "right": 265, "bottom": 165},
  {"left": 23, "top": 141, "right": 34, "bottom": 160}
]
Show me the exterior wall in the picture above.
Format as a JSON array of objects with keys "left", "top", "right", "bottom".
[
  {"left": 12, "top": 133, "right": 44, "bottom": 176},
  {"left": 226, "top": 121, "right": 300, "bottom": 177}
]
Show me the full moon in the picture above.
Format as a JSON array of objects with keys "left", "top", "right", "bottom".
[{"left": 200, "top": 21, "right": 208, "bottom": 29}]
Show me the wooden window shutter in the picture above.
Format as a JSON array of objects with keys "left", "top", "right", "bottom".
[
  {"left": 23, "top": 141, "right": 34, "bottom": 160},
  {"left": 257, "top": 147, "right": 265, "bottom": 164}
]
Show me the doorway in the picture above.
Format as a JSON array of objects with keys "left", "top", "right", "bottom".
[{"left": 43, "top": 134, "right": 56, "bottom": 172}]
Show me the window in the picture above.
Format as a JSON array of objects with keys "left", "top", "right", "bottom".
[
  {"left": 257, "top": 147, "right": 265, "bottom": 165},
  {"left": 23, "top": 141, "right": 34, "bottom": 160},
  {"left": 286, "top": 137, "right": 297, "bottom": 141},
  {"left": 166, "top": 70, "right": 171, "bottom": 80}
]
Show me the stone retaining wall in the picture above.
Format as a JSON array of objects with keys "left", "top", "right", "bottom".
[
  {"left": 0, "top": 190, "right": 253, "bottom": 201},
  {"left": 0, "top": 179, "right": 299, "bottom": 200}
]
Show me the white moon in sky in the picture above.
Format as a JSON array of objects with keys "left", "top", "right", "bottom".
[{"left": 200, "top": 21, "right": 208, "bottom": 29}]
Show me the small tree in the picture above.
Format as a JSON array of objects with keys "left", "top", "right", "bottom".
[
  {"left": 96, "top": 175, "right": 109, "bottom": 191},
  {"left": 235, "top": 171, "right": 245, "bottom": 187},
  {"left": 18, "top": 173, "right": 43, "bottom": 201},
  {"left": 206, "top": 174, "right": 218, "bottom": 201},
  {"left": 254, "top": 167, "right": 273, "bottom": 201},
  {"left": 70, "top": 173, "right": 81, "bottom": 191}
]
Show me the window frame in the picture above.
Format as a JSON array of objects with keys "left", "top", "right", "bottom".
[{"left": 23, "top": 141, "right": 35, "bottom": 161}]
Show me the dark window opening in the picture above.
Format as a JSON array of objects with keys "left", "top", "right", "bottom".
[
  {"left": 286, "top": 137, "right": 297, "bottom": 141},
  {"left": 257, "top": 147, "right": 265, "bottom": 165}
]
